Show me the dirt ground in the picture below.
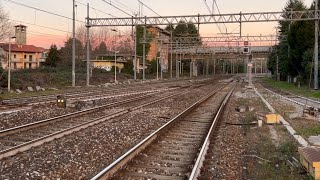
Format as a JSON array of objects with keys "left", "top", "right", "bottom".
[{"left": 204, "top": 83, "right": 311, "bottom": 179}]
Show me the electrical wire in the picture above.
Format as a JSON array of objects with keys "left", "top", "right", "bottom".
[
  {"left": 203, "top": 0, "right": 211, "bottom": 13},
  {"left": 28, "top": 32, "right": 68, "bottom": 40},
  {"left": 4, "top": 0, "right": 85, "bottom": 24},
  {"left": 137, "top": 0, "right": 171, "bottom": 24},
  {"left": 75, "top": 0, "right": 117, "bottom": 17},
  {"left": 28, "top": 30, "right": 69, "bottom": 38},
  {"left": 112, "top": 0, "right": 138, "bottom": 15},
  {"left": 202, "top": 0, "right": 224, "bottom": 35},
  {"left": 101, "top": 0, "right": 133, "bottom": 16},
  {"left": 7, "top": 17, "right": 75, "bottom": 35},
  {"left": 214, "top": 0, "right": 228, "bottom": 33}
]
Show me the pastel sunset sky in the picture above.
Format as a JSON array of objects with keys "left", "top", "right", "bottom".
[{"left": 1, "top": 0, "right": 314, "bottom": 48}]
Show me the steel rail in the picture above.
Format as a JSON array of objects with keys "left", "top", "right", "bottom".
[
  {"left": 258, "top": 83, "right": 313, "bottom": 108},
  {"left": 90, "top": 82, "right": 232, "bottom": 180},
  {"left": 0, "top": 88, "right": 192, "bottom": 160},
  {"left": 189, "top": 84, "right": 236, "bottom": 180},
  {"left": 0, "top": 90, "right": 165, "bottom": 138}
]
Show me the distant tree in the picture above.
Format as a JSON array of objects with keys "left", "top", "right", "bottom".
[
  {"left": 173, "top": 21, "right": 188, "bottom": 37},
  {"left": 117, "top": 37, "right": 133, "bottom": 54},
  {"left": 187, "top": 23, "right": 198, "bottom": 36},
  {"left": 122, "top": 60, "right": 134, "bottom": 74},
  {"left": 167, "top": 21, "right": 201, "bottom": 45},
  {"left": 59, "top": 38, "right": 84, "bottom": 67},
  {"left": 268, "top": 0, "right": 308, "bottom": 80},
  {"left": 94, "top": 41, "right": 108, "bottom": 56},
  {"left": 84, "top": 41, "right": 94, "bottom": 59},
  {"left": 45, "top": 44, "right": 60, "bottom": 67},
  {"left": 0, "top": 6, "right": 13, "bottom": 42},
  {"left": 165, "top": 24, "right": 174, "bottom": 32},
  {"left": 136, "top": 25, "right": 152, "bottom": 56}
]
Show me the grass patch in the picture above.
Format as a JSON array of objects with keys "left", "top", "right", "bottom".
[
  {"left": 297, "top": 126, "right": 320, "bottom": 137},
  {"left": 0, "top": 89, "right": 64, "bottom": 99},
  {"left": 262, "top": 77, "right": 320, "bottom": 99}
]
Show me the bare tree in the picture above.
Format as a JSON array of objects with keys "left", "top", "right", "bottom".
[
  {"left": 117, "top": 36, "right": 133, "bottom": 54},
  {"left": 0, "top": 6, "right": 13, "bottom": 42}
]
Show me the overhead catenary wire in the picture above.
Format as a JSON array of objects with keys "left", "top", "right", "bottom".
[
  {"left": 75, "top": 0, "right": 117, "bottom": 17},
  {"left": 101, "top": 0, "right": 133, "bottom": 16},
  {"left": 214, "top": 0, "right": 228, "bottom": 33},
  {"left": 137, "top": 0, "right": 171, "bottom": 24},
  {"left": 202, "top": 0, "right": 224, "bottom": 34},
  {"left": 112, "top": 0, "right": 138, "bottom": 15}
]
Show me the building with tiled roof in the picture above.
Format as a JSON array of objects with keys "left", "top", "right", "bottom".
[{"left": 0, "top": 25, "right": 48, "bottom": 70}]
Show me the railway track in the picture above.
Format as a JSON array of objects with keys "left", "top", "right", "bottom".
[
  {"left": 258, "top": 83, "right": 320, "bottom": 109},
  {"left": 0, "top": 87, "right": 174, "bottom": 116},
  {"left": 0, "top": 79, "right": 204, "bottom": 113},
  {"left": 1, "top": 78, "right": 185, "bottom": 106},
  {"left": 91, "top": 82, "right": 236, "bottom": 180},
  {"left": 0, "top": 84, "right": 202, "bottom": 160}
]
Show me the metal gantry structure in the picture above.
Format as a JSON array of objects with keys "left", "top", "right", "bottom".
[
  {"left": 83, "top": 6, "right": 320, "bottom": 88},
  {"left": 89, "top": 10, "right": 319, "bottom": 26}
]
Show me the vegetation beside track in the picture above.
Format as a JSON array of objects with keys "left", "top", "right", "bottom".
[{"left": 262, "top": 77, "right": 320, "bottom": 99}]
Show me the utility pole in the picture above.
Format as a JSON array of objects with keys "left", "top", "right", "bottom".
[
  {"left": 72, "top": 0, "right": 76, "bottom": 87},
  {"left": 8, "top": 38, "right": 11, "bottom": 92},
  {"left": 276, "top": 53, "right": 280, "bottom": 81},
  {"left": 133, "top": 14, "right": 137, "bottom": 80},
  {"left": 143, "top": 17, "right": 146, "bottom": 80},
  {"left": 179, "top": 51, "right": 182, "bottom": 77},
  {"left": 239, "top": 11, "right": 242, "bottom": 38},
  {"left": 86, "top": 3, "right": 90, "bottom": 87},
  {"left": 111, "top": 29, "right": 118, "bottom": 83},
  {"left": 190, "top": 60, "right": 192, "bottom": 78},
  {"left": 176, "top": 50, "right": 179, "bottom": 79},
  {"left": 315, "top": 0, "right": 319, "bottom": 89},
  {"left": 8, "top": 36, "right": 16, "bottom": 92},
  {"left": 156, "top": 57, "right": 159, "bottom": 80},
  {"left": 276, "top": 28, "right": 280, "bottom": 81},
  {"left": 206, "top": 59, "right": 209, "bottom": 76},
  {"left": 170, "top": 31, "right": 173, "bottom": 79},
  {"left": 213, "top": 53, "right": 216, "bottom": 75},
  {"left": 160, "top": 41, "right": 163, "bottom": 80}
]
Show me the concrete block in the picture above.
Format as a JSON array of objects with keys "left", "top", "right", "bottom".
[
  {"left": 265, "top": 114, "right": 281, "bottom": 124},
  {"left": 249, "top": 107, "right": 255, "bottom": 112},
  {"left": 35, "top": 86, "right": 41, "bottom": 91},
  {"left": 236, "top": 105, "right": 247, "bottom": 113},
  {"left": 27, "top": 87, "right": 34, "bottom": 92},
  {"left": 48, "top": 88, "right": 59, "bottom": 91}
]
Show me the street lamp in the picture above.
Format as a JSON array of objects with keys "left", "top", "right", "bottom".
[{"left": 8, "top": 36, "right": 16, "bottom": 92}]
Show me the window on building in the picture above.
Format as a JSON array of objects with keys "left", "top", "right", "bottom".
[
  {"left": 13, "top": 54, "right": 16, "bottom": 59},
  {"left": 29, "top": 55, "right": 32, "bottom": 62},
  {"left": 14, "top": 63, "right": 17, "bottom": 69},
  {"left": 24, "top": 55, "right": 27, "bottom": 59}
]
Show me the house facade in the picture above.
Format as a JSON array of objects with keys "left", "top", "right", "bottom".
[
  {"left": 147, "top": 26, "right": 170, "bottom": 71},
  {"left": 0, "top": 44, "right": 46, "bottom": 69},
  {"left": 0, "top": 24, "right": 47, "bottom": 70}
]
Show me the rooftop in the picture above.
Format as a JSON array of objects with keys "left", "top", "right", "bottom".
[{"left": 0, "top": 43, "right": 44, "bottom": 53}]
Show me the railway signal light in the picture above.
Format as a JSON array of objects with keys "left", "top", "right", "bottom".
[{"left": 57, "top": 95, "right": 66, "bottom": 108}]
